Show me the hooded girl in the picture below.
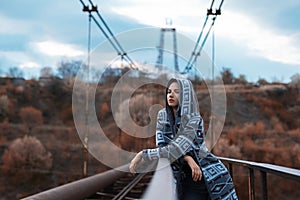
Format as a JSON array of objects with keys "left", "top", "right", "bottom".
[{"left": 129, "top": 78, "right": 238, "bottom": 200}]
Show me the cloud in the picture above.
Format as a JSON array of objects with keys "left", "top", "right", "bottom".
[
  {"left": 1, "top": 0, "right": 299, "bottom": 82},
  {"left": 110, "top": 0, "right": 300, "bottom": 66},
  {"left": 19, "top": 61, "right": 40, "bottom": 69},
  {"left": 216, "top": 11, "right": 300, "bottom": 65},
  {"left": 33, "top": 40, "right": 85, "bottom": 57},
  {"left": 0, "top": 14, "right": 33, "bottom": 34},
  {"left": 0, "top": 50, "right": 42, "bottom": 78},
  {"left": 0, "top": 51, "right": 32, "bottom": 65},
  {"left": 111, "top": 0, "right": 207, "bottom": 28}
]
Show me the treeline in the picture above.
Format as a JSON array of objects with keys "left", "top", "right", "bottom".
[{"left": 0, "top": 60, "right": 300, "bottom": 199}]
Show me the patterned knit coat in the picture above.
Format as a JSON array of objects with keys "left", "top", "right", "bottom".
[{"left": 142, "top": 78, "right": 238, "bottom": 200}]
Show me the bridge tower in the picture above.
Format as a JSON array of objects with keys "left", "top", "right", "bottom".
[{"left": 155, "top": 20, "right": 179, "bottom": 72}]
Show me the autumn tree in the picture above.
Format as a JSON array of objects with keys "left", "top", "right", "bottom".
[
  {"left": 234, "top": 74, "right": 248, "bottom": 85},
  {"left": 257, "top": 78, "right": 269, "bottom": 86},
  {"left": 115, "top": 93, "right": 161, "bottom": 151},
  {"left": 0, "top": 95, "right": 8, "bottom": 122},
  {"left": 19, "top": 106, "right": 43, "bottom": 134},
  {"left": 221, "top": 68, "right": 234, "bottom": 84},
  {"left": 213, "top": 137, "right": 242, "bottom": 159},
  {"left": 98, "top": 102, "right": 110, "bottom": 121},
  {"left": 1, "top": 135, "right": 52, "bottom": 185}
]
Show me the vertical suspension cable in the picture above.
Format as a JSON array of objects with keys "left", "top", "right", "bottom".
[
  {"left": 212, "top": 27, "right": 215, "bottom": 83},
  {"left": 83, "top": 12, "right": 92, "bottom": 178},
  {"left": 211, "top": 25, "right": 215, "bottom": 152},
  {"left": 87, "top": 13, "right": 92, "bottom": 77}
]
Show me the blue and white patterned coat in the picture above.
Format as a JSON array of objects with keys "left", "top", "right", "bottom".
[{"left": 142, "top": 78, "right": 238, "bottom": 200}]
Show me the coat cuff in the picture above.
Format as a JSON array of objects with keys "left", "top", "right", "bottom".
[{"left": 142, "top": 149, "right": 160, "bottom": 161}]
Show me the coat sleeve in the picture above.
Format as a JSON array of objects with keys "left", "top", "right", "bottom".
[
  {"left": 185, "top": 115, "right": 209, "bottom": 160},
  {"left": 142, "top": 113, "right": 203, "bottom": 162},
  {"left": 155, "top": 109, "right": 168, "bottom": 147}
]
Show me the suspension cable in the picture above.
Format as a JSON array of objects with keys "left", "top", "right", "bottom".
[
  {"left": 188, "top": 17, "right": 216, "bottom": 71},
  {"left": 79, "top": 0, "right": 137, "bottom": 69},
  {"left": 184, "top": 15, "right": 209, "bottom": 71},
  {"left": 88, "top": 0, "right": 137, "bottom": 69},
  {"left": 88, "top": 0, "right": 126, "bottom": 53},
  {"left": 183, "top": 0, "right": 224, "bottom": 73},
  {"left": 184, "top": 0, "right": 216, "bottom": 71},
  {"left": 89, "top": 14, "right": 122, "bottom": 54}
]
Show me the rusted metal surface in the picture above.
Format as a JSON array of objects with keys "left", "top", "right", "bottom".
[
  {"left": 260, "top": 171, "right": 268, "bottom": 200},
  {"left": 86, "top": 160, "right": 157, "bottom": 199},
  {"left": 21, "top": 165, "right": 129, "bottom": 200},
  {"left": 22, "top": 156, "right": 300, "bottom": 200},
  {"left": 87, "top": 172, "right": 153, "bottom": 200},
  {"left": 248, "top": 168, "right": 255, "bottom": 200},
  {"left": 219, "top": 157, "right": 300, "bottom": 200},
  {"left": 220, "top": 157, "right": 300, "bottom": 181},
  {"left": 112, "top": 173, "right": 148, "bottom": 200}
]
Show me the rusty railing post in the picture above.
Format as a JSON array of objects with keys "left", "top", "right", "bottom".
[{"left": 248, "top": 168, "right": 255, "bottom": 200}]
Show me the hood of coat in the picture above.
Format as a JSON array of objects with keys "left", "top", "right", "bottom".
[{"left": 165, "top": 78, "right": 199, "bottom": 121}]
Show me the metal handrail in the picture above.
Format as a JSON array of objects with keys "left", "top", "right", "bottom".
[
  {"left": 20, "top": 157, "right": 300, "bottom": 200},
  {"left": 219, "top": 157, "right": 300, "bottom": 200},
  {"left": 21, "top": 165, "right": 129, "bottom": 200}
]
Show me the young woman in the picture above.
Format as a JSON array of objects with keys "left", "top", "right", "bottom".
[{"left": 129, "top": 78, "right": 238, "bottom": 200}]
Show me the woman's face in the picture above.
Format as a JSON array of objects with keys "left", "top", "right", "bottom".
[{"left": 167, "top": 82, "right": 180, "bottom": 109}]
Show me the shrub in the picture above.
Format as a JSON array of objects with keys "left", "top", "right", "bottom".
[
  {"left": 2, "top": 135, "right": 52, "bottom": 185},
  {"left": 19, "top": 106, "right": 43, "bottom": 134}
]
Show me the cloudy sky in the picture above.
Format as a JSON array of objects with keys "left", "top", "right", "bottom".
[{"left": 1, "top": 0, "right": 300, "bottom": 82}]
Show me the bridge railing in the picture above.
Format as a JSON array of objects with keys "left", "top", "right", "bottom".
[
  {"left": 21, "top": 157, "right": 300, "bottom": 200},
  {"left": 219, "top": 157, "right": 300, "bottom": 200},
  {"left": 143, "top": 157, "right": 300, "bottom": 200},
  {"left": 21, "top": 165, "right": 129, "bottom": 200}
]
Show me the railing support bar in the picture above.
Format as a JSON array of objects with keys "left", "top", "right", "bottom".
[
  {"left": 260, "top": 171, "right": 268, "bottom": 200},
  {"left": 228, "top": 163, "right": 233, "bottom": 180},
  {"left": 248, "top": 168, "right": 255, "bottom": 200}
]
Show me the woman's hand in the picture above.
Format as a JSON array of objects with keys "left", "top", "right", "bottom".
[
  {"left": 129, "top": 151, "right": 143, "bottom": 174},
  {"left": 184, "top": 155, "right": 203, "bottom": 182}
]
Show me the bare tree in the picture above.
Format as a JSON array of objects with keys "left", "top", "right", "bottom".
[
  {"left": 290, "top": 73, "right": 300, "bottom": 93},
  {"left": 56, "top": 60, "right": 83, "bottom": 87},
  {"left": 6, "top": 67, "right": 24, "bottom": 78},
  {"left": 40, "top": 66, "right": 53, "bottom": 78},
  {"left": 57, "top": 60, "right": 81, "bottom": 79}
]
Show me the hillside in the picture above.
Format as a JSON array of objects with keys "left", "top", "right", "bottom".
[{"left": 0, "top": 77, "right": 299, "bottom": 199}]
